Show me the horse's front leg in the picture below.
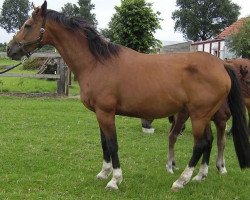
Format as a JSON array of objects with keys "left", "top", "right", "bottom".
[
  {"left": 96, "top": 128, "right": 113, "bottom": 180},
  {"left": 96, "top": 109, "right": 122, "bottom": 190}
]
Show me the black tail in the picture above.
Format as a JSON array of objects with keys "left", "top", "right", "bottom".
[{"left": 225, "top": 65, "right": 250, "bottom": 168}]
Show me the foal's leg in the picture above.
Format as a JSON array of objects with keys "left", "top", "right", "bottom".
[
  {"left": 192, "top": 124, "right": 213, "bottom": 181},
  {"left": 215, "top": 120, "right": 227, "bottom": 174},
  {"left": 96, "top": 129, "right": 113, "bottom": 179},
  {"left": 171, "top": 118, "right": 209, "bottom": 191},
  {"left": 213, "top": 102, "right": 230, "bottom": 174},
  {"left": 96, "top": 109, "right": 122, "bottom": 190},
  {"left": 167, "top": 109, "right": 189, "bottom": 174}
]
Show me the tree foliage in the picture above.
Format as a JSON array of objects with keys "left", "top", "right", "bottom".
[
  {"left": 78, "top": 0, "right": 97, "bottom": 26},
  {"left": 0, "top": 42, "right": 7, "bottom": 52},
  {"left": 172, "top": 0, "right": 240, "bottom": 41},
  {"left": 61, "top": 0, "right": 97, "bottom": 26},
  {"left": 101, "top": 0, "right": 162, "bottom": 53},
  {"left": 0, "top": 0, "right": 30, "bottom": 33},
  {"left": 61, "top": 3, "right": 79, "bottom": 17},
  {"left": 227, "top": 18, "right": 250, "bottom": 59}
]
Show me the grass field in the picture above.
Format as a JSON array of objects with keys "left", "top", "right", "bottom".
[
  {"left": 0, "top": 96, "right": 249, "bottom": 199},
  {"left": 0, "top": 57, "right": 80, "bottom": 95}
]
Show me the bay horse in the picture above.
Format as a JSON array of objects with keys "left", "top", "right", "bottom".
[
  {"left": 142, "top": 58, "right": 250, "bottom": 175},
  {"left": 6, "top": 1, "right": 250, "bottom": 191},
  {"left": 228, "top": 58, "right": 250, "bottom": 131}
]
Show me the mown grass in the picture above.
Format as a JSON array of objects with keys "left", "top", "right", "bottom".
[
  {"left": 0, "top": 58, "right": 80, "bottom": 95},
  {"left": 0, "top": 96, "right": 249, "bottom": 199}
]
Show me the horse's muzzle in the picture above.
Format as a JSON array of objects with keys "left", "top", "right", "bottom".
[{"left": 6, "top": 42, "right": 24, "bottom": 61}]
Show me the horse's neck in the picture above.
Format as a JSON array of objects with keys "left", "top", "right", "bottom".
[{"left": 46, "top": 22, "right": 96, "bottom": 77}]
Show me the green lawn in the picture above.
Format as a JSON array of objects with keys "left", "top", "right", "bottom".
[
  {"left": 0, "top": 96, "right": 249, "bottom": 199},
  {"left": 0, "top": 57, "right": 80, "bottom": 96}
]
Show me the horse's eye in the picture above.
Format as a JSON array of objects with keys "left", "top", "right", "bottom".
[{"left": 24, "top": 24, "right": 32, "bottom": 29}]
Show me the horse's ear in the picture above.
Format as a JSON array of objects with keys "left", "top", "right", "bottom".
[
  {"left": 40, "top": 0, "right": 47, "bottom": 17},
  {"left": 31, "top": 2, "right": 36, "bottom": 10}
]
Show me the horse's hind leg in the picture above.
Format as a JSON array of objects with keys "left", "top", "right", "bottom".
[
  {"left": 192, "top": 124, "right": 213, "bottom": 181},
  {"left": 171, "top": 118, "right": 210, "bottom": 191},
  {"left": 96, "top": 109, "right": 122, "bottom": 190},
  {"left": 167, "top": 109, "right": 189, "bottom": 174}
]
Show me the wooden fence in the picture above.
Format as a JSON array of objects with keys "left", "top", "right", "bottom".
[{"left": 0, "top": 53, "right": 70, "bottom": 96}]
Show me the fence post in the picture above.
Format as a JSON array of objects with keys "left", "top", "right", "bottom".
[{"left": 57, "top": 57, "right": 69, "bottom": 96}]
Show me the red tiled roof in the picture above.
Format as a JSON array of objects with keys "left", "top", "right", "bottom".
[{"left": 215, "top": 18, "right": 247, "bottom": 39}]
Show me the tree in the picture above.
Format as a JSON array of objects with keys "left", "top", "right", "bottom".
[
  {"left": 0, "top": 43, "right": 7, "bottom": 52},
  {"left": 227, "top": 18, "right": 250, "bottom": 59},
  {"left": 0, "top": 0, "right": 31, "bottom": 33},
  {"left": 102, "top": 0, "right": 161, "bottom": 53},
  {"left": 172, "top": 0, "right": 240, "bottom": 41},
  {"left": 61, "top": 0, "right": 97, "bottom": 26},
  {"left": 61, "top": 3, "right": 79, "bottom": 17},
  {"left": 78, "top": 0, "right": 97, "bottom": 26}
]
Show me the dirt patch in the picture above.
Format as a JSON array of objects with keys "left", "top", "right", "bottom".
[{"left": 0, "top": 92, "right": 64, "bottom": 98}]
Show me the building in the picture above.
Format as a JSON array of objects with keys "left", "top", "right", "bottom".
[{"left": 191, "top": 17, "right": 248, "bottom": 59}]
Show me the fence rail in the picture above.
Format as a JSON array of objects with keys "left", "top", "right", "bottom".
[
  {"left": 0, "top": 53, "right": 69, "bottom": 96},
  {"left": 0, "top": 73, "right": 60, "bottom": 79}
]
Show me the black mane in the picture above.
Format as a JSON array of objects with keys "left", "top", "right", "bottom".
[{"left": 46, "top": 10, "right": 121, "bottom": 61}]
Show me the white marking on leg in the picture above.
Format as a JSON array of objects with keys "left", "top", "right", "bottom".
[
  {"left": 106, "top": 168, "right": 123, "bottom": 190},
  {"left": 167, "top": 149, "right": 174, "bottom": 174},
  {"left": 171, "top": 166, "right": 194, "bottom": 191},
  {"left": 192, "top": 164, "right": 209, "bottom": 181},
  {"left": 216, "top": 141, "right": 227, "bottom": 175},
  {"left": 142, "top": 127, "right": 155, "bottom": 134},
  {"left": 166, "top": 162, "right": 174, "bottom": 174},
  {"left": 217, "top": 158, "right": 227, "bottom": 174},
  {"left": 166, "top": 153, "right": 179, "bottom": 174},
  {"left": 96, "top": 161, "right": 112, "bottom": 180}
]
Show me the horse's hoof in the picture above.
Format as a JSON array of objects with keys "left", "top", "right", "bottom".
[
  {"left": 171, "top": 181, "right": 183, "bottom": 192},
  {"left": 105, "top": 181, "right": 119, "bottom": 190},
  {"left": 219, "top": 167, "right": 227, "bottom": 175},
  {"left": 96, "top": 173, "right": 109, "bottom": 180},
  {"left": 192, "top": 174, "right": 206, "bottom": 182},
  {"left": 166, "top": 166, "right": 174, "bottom": 174},
  {"left": 142, "top": 127, "right": 155, "bottom": 134},
  {"left": 96, "top": 169, "right": 112, "bottom": 180}
]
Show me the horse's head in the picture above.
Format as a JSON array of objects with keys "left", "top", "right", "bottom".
[
  {"left": 7, "top": 1, "right": 47, "bottom": 60},
  {"left": 240, "top": 65, "right": 248, "bottom": 79}
]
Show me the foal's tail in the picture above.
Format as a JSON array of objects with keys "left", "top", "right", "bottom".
[{"left": 225, "top": 65, "right": 250, "bottom": 169}]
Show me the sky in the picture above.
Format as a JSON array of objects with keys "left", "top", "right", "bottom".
[{"left": 0, "top": 0, "right": 249, "bottom": 44}]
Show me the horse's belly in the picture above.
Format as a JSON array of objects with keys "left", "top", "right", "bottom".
[{"left": 116, "top": 99, "right": 182, "bottom": 119}]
